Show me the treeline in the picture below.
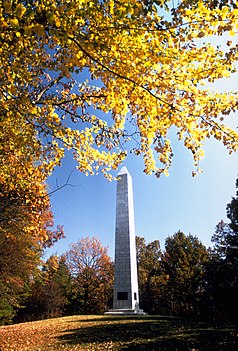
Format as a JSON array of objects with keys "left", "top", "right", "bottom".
[
  {"left": 1, "top": 178, "right": 238, "bottom": 325},
  {"left": 137, "top": 178, "right": 238, "bottom": 321},
  {"left": 137, "top": 231, "right": 234, "bottom": 320}
]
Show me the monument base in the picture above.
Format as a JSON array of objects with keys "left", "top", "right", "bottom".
[{"left": 105, "top": 309, "right": 146, "bottom": 315}]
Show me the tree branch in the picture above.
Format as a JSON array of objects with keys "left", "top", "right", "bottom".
[
  {"left": 33, "top": 75, "right": 64, "bottom": 104},
  {"left": 48, "top": 170, "right": 80, "bottom": 197}
]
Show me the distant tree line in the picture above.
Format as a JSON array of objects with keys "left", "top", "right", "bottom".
[{"left": 1, "top": 177, "right": 238, "bottom": 324}]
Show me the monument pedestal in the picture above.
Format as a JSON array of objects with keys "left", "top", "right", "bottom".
[{"left": 105, "top": 309, "right": 146, "bottom": 315}]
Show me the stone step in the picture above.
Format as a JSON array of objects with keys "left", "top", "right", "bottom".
[{"left": 105, "top": 309, "right": 146, "bottom": 315}]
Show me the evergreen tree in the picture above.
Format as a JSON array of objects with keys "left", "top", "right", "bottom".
[
  {"left": 136, "top": 236, "right": 164, "bottom": 314},
  {"left": 208, "top": 176, "right": 238, "bottom": 321},
  {"left": 162, "top": 231, "right": 208, "bottom": 317},
  {"left": 16, "top": 255, "right": 71, "bottom": 322},
  {"left": 226, "top": 178, "right": 238, "bottom": 260}
]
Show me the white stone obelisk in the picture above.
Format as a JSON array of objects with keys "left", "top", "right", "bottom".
[{"left": 107, "top": 166, "right": 143, "bottom": 314}]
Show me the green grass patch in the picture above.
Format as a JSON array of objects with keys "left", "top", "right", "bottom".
[{"left": 0, "top": 315, "right": 237, "bottom": 350}]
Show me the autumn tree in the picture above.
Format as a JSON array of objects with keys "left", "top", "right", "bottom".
[
  {"left": 0, "top": 148, "right": 64, "bottom": 324},
  {"left": 0, "top": 102, "right": 64, "bottom": 323},
  {"left": 1, "top": 0, "right": 238, "bottom": 182},
  {"left": 65, "top": 237, "right": 113, "bottom": 314},
  {"left": 162, "top": 231, "right": 209, "bottom": 317}
]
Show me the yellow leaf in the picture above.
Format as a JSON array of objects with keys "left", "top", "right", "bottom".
[
  {"left": 10, "top": 18, "right": 19, "bottom": 28},
  {"left": 15, "top": 3, "right": 26, "bottom": 18}
]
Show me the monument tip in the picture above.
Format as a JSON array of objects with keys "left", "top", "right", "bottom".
[{"left": 117, "top": 166, "right": 130, "bottom": 176}]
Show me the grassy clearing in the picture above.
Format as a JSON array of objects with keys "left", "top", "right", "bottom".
[{"left": 0, "top": 315, "right": 237, "bottom": 351}]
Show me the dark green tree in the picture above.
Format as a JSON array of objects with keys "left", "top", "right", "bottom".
[
  {"left": 136, "top": 236, "right": 165, "bottom": 314},
  {"left": 207, "top": 177, "right": 238, "bottom": 321},
  {"left": 16, "top": 255, "right": 71, "bottom": 322},
  {"left": 226, "top": 178, "right": 238, "bottom": 256},
  {"left": 162, "top": 231, "right": 208, "bottom": 317}
]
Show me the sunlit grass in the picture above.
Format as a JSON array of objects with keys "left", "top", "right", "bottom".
[{"left": 0, "top": 315, "right": 237, "bottom": 350}]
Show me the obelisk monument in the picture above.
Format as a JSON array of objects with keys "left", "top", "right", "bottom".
[{"left": 107, "top": 166, "right": 143, "bottom": 314}]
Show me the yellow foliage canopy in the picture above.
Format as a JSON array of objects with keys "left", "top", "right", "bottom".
[{"left": 0, "top": 0, "right": 238, "bottom": 179}]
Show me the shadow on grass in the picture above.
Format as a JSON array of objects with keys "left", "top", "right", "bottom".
[{"left": 58, "top": 315, "right": 238, "bottom": 350}]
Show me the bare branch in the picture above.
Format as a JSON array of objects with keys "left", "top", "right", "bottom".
[{"left": 48, "top": 170, "right": 80, "bottom": 197}]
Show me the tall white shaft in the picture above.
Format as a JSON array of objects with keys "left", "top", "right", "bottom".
[{"left": 113, "top": 166, "right": 139, "bottom": 310}]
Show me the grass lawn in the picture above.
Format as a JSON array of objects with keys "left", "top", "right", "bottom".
[{"left": 0, "top": 315, "right": 237, "bottom": 351}]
